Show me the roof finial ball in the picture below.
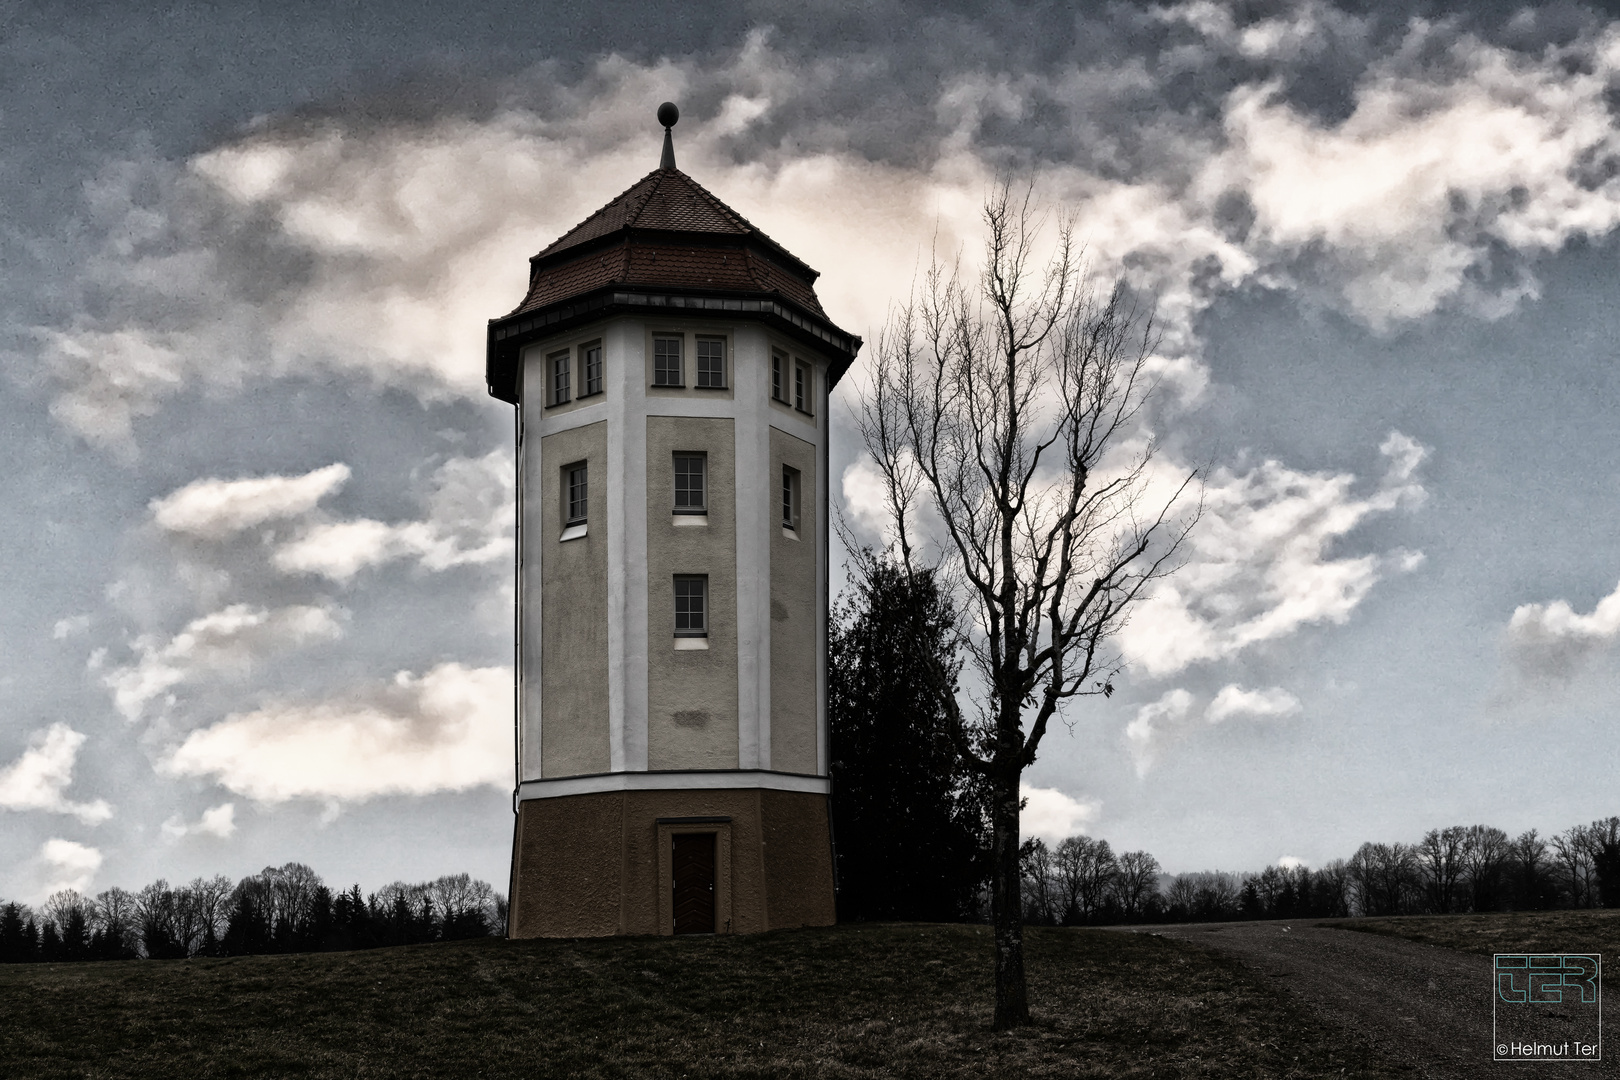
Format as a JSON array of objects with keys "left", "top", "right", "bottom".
[{"left": 658, "top": 101, "right": 679, "bottom": 171}]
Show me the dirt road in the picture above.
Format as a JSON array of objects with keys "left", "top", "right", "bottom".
[{"left": 1126, "top": 921, "right": 1611, "bottom": 1078}]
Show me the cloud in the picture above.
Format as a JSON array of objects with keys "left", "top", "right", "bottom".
[
  {"left": 0, "top": 725, "right": 113, "bottom": 825},
  {"left": 270, "top": 450, "right": 513, "bottom": 581},
  {"left": 38, "top": 839, "right": 103, "bottom": 898},
  {"left": 32, "top": 19, "right": 1620, "bottom": 456},
  {"left": 1277, "top": 855, "right": 1307, "bottom": 870},
  {"left": 1020, "top": 784, "right": 1099, "bottom": 841},
  {"left": 1205, "top": 684, "right": 1302, "bottom": 724},
  {"left": 104, "top": 602, "right": 345, "bottom": 721},
  {"left": 151, "top": 464, "right": 350, "bottom": 539},
  {"left": 161, "top": 662, "right": 511, "bottom": 803},
  {"left": 1125, "top": 684, "right": 1300, "bottom": 775},
  {"left": 1120, "top": 432, "right": 1428, "bottom": 677},
  {"left": 161, "top": 802, "right": 237, "bottom": 840},
  {"left": 1124, "top": 688, "right": 1197, "bottom": 777},
  {"left": 1504, "top": 578, "right": 1620, "bottom": 680},
  {"left": 52, "top": 615, "right": 91, "bottom": 640}
]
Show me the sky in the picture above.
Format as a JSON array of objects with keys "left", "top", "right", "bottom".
[{"left": 3, "top": 0, "right": 1620, "bottom": 902}]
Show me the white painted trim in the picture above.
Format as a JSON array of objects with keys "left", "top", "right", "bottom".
[
  {"left": 519, "top": 350, "right": 546, "bottom": 782},
  {"left": 559, "top": 523, "right": 587, "bottom": 542},
  {"left": 817, "top": 367, "right": 830, "bottom": 776},
  {"left": 644, "top": 397, "right": 752, "bottom": 420},
  {"left": 733, "top": 324, "right": 771, "bottom": 772},
  {"left": 672, "top": 514, "right": 707, "bottom": 528},
  {"left": 617, "top": 320, "right": 651, "bottom": 772},
  {"left": 518, "top": 770, "right": 830, "bottom": 801},
  {"left": 674, "top": 636, "right": 709, "bottom": 650}
]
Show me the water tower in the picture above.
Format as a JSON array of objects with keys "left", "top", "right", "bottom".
[{"left": 485, "top": 104, "right": 859, "bottom": 936}]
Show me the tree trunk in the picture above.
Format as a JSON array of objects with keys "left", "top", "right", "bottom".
[{"left": 990, "top": 771, "right": 1029, "bottom": 1029}]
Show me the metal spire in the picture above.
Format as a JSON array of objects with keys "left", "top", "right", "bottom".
[{"left": 657, "top": 102, "right": 679, "bottom": 170}]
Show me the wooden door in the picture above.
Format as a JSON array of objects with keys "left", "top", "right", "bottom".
[{"left": 671, "top": 832, "right": 716, "bottom": 934}]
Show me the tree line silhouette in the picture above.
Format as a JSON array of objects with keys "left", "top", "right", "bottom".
[
  {"left": 1016, "top": 817, "right": 1620, "bottom": 925},
  {"left": 0, "top": 863, "right": 506, "bottom": 963}
]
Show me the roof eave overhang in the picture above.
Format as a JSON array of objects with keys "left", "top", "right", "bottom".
[
  {"left": 485, "top": 286, "right": 861, "bottom": 405},
  {"left": 528, "top": 225, "right": 820, "bottom": 283}
]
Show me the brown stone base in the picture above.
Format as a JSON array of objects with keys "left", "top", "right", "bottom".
[{"left": 508, "top": 786, "right": 835, "bottom": 938}]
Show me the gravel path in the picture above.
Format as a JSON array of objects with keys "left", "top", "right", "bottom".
[{"left": 1124, "top": 921, "right": 1611, "bottom": 1078}]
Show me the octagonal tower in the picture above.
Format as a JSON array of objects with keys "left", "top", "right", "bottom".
[{"left": 486, "top": 105, "right": 859, "bottom": 937}]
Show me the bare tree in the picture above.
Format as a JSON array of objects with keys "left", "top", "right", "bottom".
[
  {"left": 1019, "top": 839, "right": 1058, "bottom": 925},
  {"left": 1348, "top": 842, "right": 1419, "bottom": 916},
  {"left": 1553, "top": 825, "right": 1598, "bottom": 908},
  {"left": 1415, "top": 826, "right": 1466, "bottom": 913},
  {"left": 1112, "top": 850, "right": 1160, "bottom": 920},
  {"left": 136, "top": 881, "right": 185, "bottom": 958},
  {"left": 1054, "top": 835, "right": 1117, "bottom": 924},
  {"left": 1586, "top": 817, "right": 1620, "bottom": 908},
  {"left": 1192, "top": 872, "right": 1241, "bottom": 919},
  {"left": 1507, "top": 829, "right": 1553, "bottom": 910},
  {"left": 1164, "top": 873, "right": 1199, "bottom": 915},
  {"left": 191, "top": 875, "right": 235, "bottom": 946},
  {"left": 850, "top": 184, "right": 1197, "bottom": 1027},
  {"left": 1459, "top": 825, "right": 1510, "bottom": 912},
  {"left": 1312, "top": 860, "right": 1351, "bottom": 918}
]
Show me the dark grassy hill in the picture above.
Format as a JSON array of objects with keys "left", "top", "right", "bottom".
[
  {"left": 0, "top": 922, "right": 1402, "bottom": 1078},
  {"left": 1339, "top": 907, "right": 1620, "bottom": 958}
]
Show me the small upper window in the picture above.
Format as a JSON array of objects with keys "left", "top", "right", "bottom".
[
  {"left": 696, "top": 337, "right": 726, "bottom": 388},
  {"left": 674, "top": 575, "right": 708, "bottom": 636},
  {"left": 549, "top": 350, "right": 572, "bottom": 406},
  {"left": 566, "top": 463, "right": 588, "bottom": 525},
  {"left": 771, "top": 350, "right": 787, "bottom": 402},
  {"left": 782, "top": 466, "right": 800, "bottom": 531},
  {"left": 673, "top": 453, "right": 706, "bottom": 514},
  {"left": 654, "top": 336, "right": 684, "bottom": 386},
  {"left": 582, "top": 342, "right": 603, "bottom": 396},
  {"left": 794, "top": 361, "right": 812, "bottom": 414}
]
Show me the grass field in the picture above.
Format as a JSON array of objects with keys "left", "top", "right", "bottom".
[
  {"left": 1335, "top": 907, "right": 1620, "bottom": 959},
  {"left": 0, "top": 922, "right": 1407, "bottom": 1079}
]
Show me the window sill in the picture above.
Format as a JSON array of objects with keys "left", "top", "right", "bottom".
[
  {"left": 560, "top": 523, "right": 588, "bottom": 542},
  {"left": 674, "top": 636, "right": 710, "bottom": 651},
  {"left": 781, "top": 526, "right": 799, "bottom": 541},
  {"left": 673, "top": 514, "right": 708, "bottom": 527}
]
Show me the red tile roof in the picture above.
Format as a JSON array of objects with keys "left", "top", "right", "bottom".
[
  {"left": 534, "top": 168, "right": 810, "bottom": 274},
  {"left": 508, "top": 167, "right": 828, "bottom": 318}
]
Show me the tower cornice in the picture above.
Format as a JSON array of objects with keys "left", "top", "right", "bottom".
[{"left": 485, "top": 284, "right": 861, "bottom": 404}]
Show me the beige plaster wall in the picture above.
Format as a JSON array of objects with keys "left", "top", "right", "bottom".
[
  {"left": 508, "top": 786, "right": 835, "bottom": 938},
  {"left": 770, "top": 427, "right": 819, "bottom": 775},
  {"left": 539, "top": 421, "right": 610, "bottom": 777},
  {"left": 645, "top": 416, "right": 740, "bottom": 771}
]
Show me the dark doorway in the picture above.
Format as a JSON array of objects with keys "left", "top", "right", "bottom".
[{"left": 672, "top": 832, "right": 716, "bottom": 934}]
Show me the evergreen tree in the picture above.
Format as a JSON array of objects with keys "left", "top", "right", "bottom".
[
  {"left": 61, "top": 907, "right": 90, "bottom": 962},
  {"left": 306, "top": 885, "right": 335, "bottom": 951},
  {"left": 829, "top": 558, "right": 990, "bottom": 922},
  {"left": 20, "top": 918, "right": 40, "bottom": 962},
  {"left": 0, "top": 903, "right": 30, "bottom": 963},
  {"left": 221, "top": 892, "right": 271, "bottom": 956},
  {"left": 40, "top": 921, "right": 62, "bottom": 962}
]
